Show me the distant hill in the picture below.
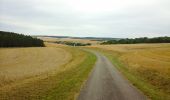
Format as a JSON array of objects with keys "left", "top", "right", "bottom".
[
  {"left": 71, "top": 37, "right": 122, "bottom": 41},
  {"left": 35, "top": 35, "right": 70, "bottom": 38},
  {"left": 34, "top": 35, "right": 122, "bottom": 41}
]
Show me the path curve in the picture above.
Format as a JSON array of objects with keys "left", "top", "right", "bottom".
[{"left": 77, "top": 50, "right": 147, "bottom": 100}]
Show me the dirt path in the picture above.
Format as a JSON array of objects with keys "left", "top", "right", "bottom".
[{"left": 77, "top": 50, "right": 147, "bottom": 100}]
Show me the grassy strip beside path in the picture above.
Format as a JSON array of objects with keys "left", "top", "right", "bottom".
[{"left": 44, "top": 47, "right": 96, "bottom": 100}]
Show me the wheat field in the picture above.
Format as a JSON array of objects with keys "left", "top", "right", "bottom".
[
  {"left": 0, "top": 47, "right": 72, "bottom": 86},
  {"left": 89, "top": 43, "right": 170, "bottom": 98},
  {"left": 0, "top": 43, "right": 96, "bottom": 100},
  {"left": 40, "top": 37, "right": 100, "bottom": 44},
  {"left": 91, "top": 44, "right": 170, "bottom": 77}
]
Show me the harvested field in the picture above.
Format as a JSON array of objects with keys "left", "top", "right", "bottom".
[
  {"left": 88, "top": 43, "right": 170, "bottom": 100},
  {"left": 91, "top": 44, "right": 170, "bottom": 78},
  {"left": 0, "top": 43, "right": 96, "bottom": 100},
  {"left": 40, "top": 37, "right": 100, "bottom": 44},
  {"left": 0, "top": 47, "right": 71, "bottom": 86}
]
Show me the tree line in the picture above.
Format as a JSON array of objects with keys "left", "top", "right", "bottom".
[
  {"left": 0, "top": 31, "right": 45, "bottom": 47},
  {"left": 55, "top": 41, "right": 91, "bottom": 46},
  {"left": 101, "top": 37, "right": 170, "bottom": 44}
]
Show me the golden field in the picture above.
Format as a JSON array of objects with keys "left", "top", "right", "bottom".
[
  {"left": 0, "top": 47, "right": 71, "bottom": 86},
  {"left": 88, "top": 43, "right": 170, "bottom": 99},
  {"left": 0, "top": 43, "right": 96, "bottom": 100},
  {"left": 39, "top": 37, "right": 100, "bottom": 44}
]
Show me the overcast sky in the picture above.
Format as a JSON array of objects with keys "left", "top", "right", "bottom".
[{"left": 0, "top": 0, "right": 170, "bottom": 38}]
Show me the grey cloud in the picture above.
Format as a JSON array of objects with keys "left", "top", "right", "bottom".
[{"left": 0, "top": 0, "right": 170, "bottom": 38}]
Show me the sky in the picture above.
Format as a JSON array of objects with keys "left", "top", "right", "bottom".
[{"left": 0, "top": 0, "right": 170, "bottom": 38}]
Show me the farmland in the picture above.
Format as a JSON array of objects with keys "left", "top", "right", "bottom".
[
  {"left": 0, "top": 43, "right": 96, "bottom": 100},
  {"left": 1, "top": 35, "right": 170, "bottom": 100},
  {"left": 0, "top": 47, "right": 71, "bottom": 86},
  {"left": 39, "top": 37, "right": 100, "bottom": 45},
  {"left": 87, "top": 43, "right": 170, "bottom": 100}
]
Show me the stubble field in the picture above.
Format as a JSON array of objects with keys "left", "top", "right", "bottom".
[
  {"left": 0, "top": 43, "right": 96, "bottom": 100},
  {"left": 88, "top": 43, "right": 170, "bottom": 100},
  {"left": 40, "top": 37, "right": 100, "bottom": 44},
  {"left": 0, "top": 47, "right": 71, "bottom": 86}
]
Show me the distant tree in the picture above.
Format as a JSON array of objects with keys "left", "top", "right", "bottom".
[{"left": 54, "top": 41, "right": 91, "bottom": 46}]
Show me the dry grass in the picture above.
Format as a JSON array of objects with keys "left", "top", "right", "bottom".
[
  {"left": 0, "top": 47, "right": 72, "bottom": 86},
  {"left": 40, "top": 37, "right": 100, "bottom": 44},
  {"left": 89, "top": 43, "right": 170, "bottom": 99},
  {"left": 44, "top": 42, "right": 67, "bottom": 47},
  {"left": 0, "top": 43, "right": 96, "bottom": 100},
  {"left": 91, "top": 44, "right": 170, "bottom": 77}
]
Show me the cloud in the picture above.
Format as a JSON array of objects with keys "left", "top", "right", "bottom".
[{"left": 0, "top": 0, "right": 170, "bottom": 37}]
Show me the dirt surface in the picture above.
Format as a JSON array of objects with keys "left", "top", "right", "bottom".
[{"left": 77, "top": 50, "right": 147, "bottom": 100}]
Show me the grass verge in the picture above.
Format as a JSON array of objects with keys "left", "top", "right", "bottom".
[
  {"left": 88, "top": 48, "right": 170, "bottom": 100},
  {"left": 44, "top": 48, "right": 96, "bottom": 100}
]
